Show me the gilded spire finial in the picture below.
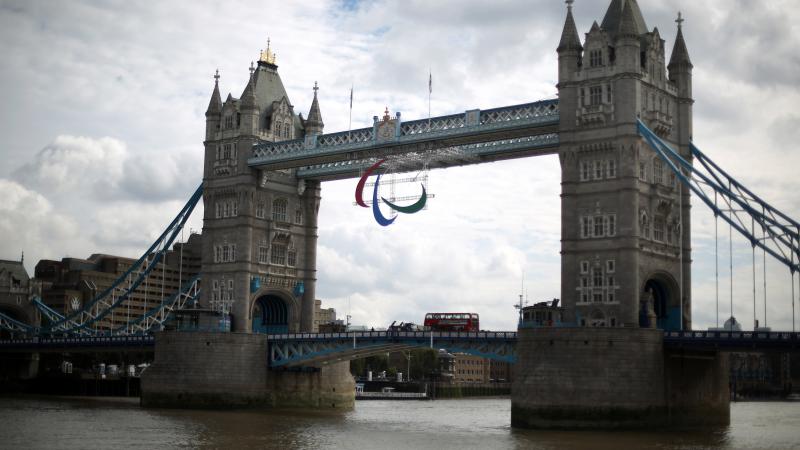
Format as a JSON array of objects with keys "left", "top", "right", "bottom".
[
  {"left": 259, "top": 37, "right": 277, "bottom": 65},
  {"left": 676, "top": 11, "right": 684, "bottom": 28},
  {"left": 213, "top": 69, "right": 220, "bottom": 83},
  {"left": 249, "top": 61, "right": 255, "bottom": 75},
  {"left": 313, "top": 81, "right": 319, "bottom": 95}
]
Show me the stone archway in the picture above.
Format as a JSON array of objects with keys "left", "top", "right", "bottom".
[
  {"left": 252, "top": 294, "right": 293, "bottom": 334},
  {"left": 640, "top": 272, "right": 681, "bottom": 331}
]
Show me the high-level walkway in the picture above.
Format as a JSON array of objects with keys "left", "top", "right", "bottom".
[{"left": 249, "top": 100, "right": 559, "bottom": 180}]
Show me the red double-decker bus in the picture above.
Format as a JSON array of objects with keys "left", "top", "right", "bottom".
[{"left": 424, "top": 313, "right": 480, "bottom": 332}]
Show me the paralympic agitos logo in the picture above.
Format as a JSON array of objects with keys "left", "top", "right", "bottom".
[{"left": 354, "top": 159, "right": 427, "bottom": 226}]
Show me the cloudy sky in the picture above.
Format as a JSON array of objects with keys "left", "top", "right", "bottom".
[{"left": 1, "top": 0, "right": 799, "bottom": 331}]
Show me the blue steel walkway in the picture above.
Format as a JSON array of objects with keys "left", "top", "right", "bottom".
[{"left": 267, "top": 330, "right": 518, "bottom": 368}]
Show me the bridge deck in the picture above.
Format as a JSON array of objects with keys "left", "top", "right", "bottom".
[
  {"left": 1, "top": 330, "right": 797, "bottom": 358},
  {"left": 248, "top": 100, "right": 560, "bottom": 180}
]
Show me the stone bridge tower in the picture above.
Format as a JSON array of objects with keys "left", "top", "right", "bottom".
[
  {"left": 557, "top": 0, "right": 693, "bottom": 330},
  {"left": 201, "top": 44, "right": 323, "bottom": 333}
]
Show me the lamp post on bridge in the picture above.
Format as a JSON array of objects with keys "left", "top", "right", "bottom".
[{"left": 404, "top": 351, "right": 413, "bottom": 382}]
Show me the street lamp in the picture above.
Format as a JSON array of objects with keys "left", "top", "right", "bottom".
[{"left": 404, "top": 351, "right": 413, "bottom": 382}]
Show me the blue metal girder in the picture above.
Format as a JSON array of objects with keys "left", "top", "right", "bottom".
[
  {"left": 248, "top": 100, "right": 560, "bottom": 175},
  {"left": 267, "top": 331, "right": 518, "bottom": 367},
  {"left": 0, "top": 311, "right": 34, "bottom": 336},
  {"left": 637, "top": 121, "right": 800, "bottom": 273},
  {"left": 295, "top": 133, "right": 560, "bottom": 180}
]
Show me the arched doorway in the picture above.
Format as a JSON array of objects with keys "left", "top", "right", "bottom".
[
  {"left": 252, "top": 295, "right": 290, "bottom": 334},
  {"left": 640, "top": 274, "right": 681, "bottom": 331}
]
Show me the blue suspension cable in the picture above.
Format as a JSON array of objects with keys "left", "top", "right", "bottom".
[
  {"left": 730, "top": 190, "right": 734, "bottom": 326},
  {"left": 752, "top": 216, "right": 757, "bottom": 330},
  {"left": 715, "top": 191, "right": 720, "bottom": 328}
]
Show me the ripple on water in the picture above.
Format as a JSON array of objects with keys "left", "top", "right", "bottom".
[{"left": 0, "top": 396, "right": 799, "bottom": 450}]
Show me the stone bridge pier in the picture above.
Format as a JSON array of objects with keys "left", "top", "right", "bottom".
[{"left": 141, "top": 332, "right": 354, "bottom": 409}]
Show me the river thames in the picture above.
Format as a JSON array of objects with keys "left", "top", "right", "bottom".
[{"left": 0, "top": 396, "right": 798, "bottom": 449}]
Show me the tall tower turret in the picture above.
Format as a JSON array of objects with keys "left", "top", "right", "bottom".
[
  {"left": 668, "top": 13, "right": 693, "bottom": 102},
  {"left": 205, "top": 70, "right": 222, "bottom": 141},
  {"left": 240, "top": 63, "right": 260, "bottom": 135},
  {"left": 614, "top": 0, "right": 642, "bottom": 73},
  {"left": 557, "top": 0, "right": 582, "bottom": 84},
  {"left": 558, "top": 0, "right": 692, "bottom": 330},
  {"left": 200, "top": 41, "right": 323, "bottom": 333},
  {"left": 304, "top": 82, "right": 324, "bottom": 136}
]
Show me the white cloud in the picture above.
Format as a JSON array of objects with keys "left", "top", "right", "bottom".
[{"left": 0, "top": 179, "right": 85, "bottom": 265}]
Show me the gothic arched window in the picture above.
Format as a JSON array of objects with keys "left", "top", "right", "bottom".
[{"left": 272, "top": 198, "right": 288, "bottom": 222}]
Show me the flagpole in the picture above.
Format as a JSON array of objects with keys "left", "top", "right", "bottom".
[
  {"left": 348, "top": 85, "right": 353, "bottom": 143},
  {"left": 428, "top": 69, "right": 432, "bottom": 130}
]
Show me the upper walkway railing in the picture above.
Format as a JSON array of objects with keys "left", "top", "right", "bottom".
[
  {"left": 2, "top": 330, "right": 798, "bottom": 357},
  {"left": 248, "top": 99, "right": 560, "bottom": 178}
]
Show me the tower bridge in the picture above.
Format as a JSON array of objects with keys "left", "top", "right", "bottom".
[{"left": 2, "top": 0, "right": 800, "bottom": 428}]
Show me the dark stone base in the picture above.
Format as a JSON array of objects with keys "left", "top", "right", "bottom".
[
  {"left": 511, "top": 327, "right": 730, "bottom": 429},
  {"left": 140, "top": 331, "right": 354, "bottom": 409}
]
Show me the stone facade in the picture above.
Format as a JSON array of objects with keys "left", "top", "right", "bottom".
[
  {"left": 313, "top": 299, "right": 336, "bottom": 332},
  {"left": 35, "top": 234, "right": 202, "bottom": 332},
  {"left": 201, "top": 48, "right": 324, "bottom": 333},
  {"left": 0, "top": 258, "right": 37, "bottom": 328},
  {"left": 557, "top": 0, "right": 693, "bottom": 330},
  {"left": 0, "top": 258, "right": 39, "bottom": 379}
]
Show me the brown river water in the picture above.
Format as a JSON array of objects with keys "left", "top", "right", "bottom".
[{"left": 0, "top": 396, "right": 798, "bottom": 449}]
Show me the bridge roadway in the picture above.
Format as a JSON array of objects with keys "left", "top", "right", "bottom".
[
  {"left": 1, "top": 330, "right": 798, "bottom": 363},
  {"left": 248, "top": 99, "right": 560, "bottom": 181}
]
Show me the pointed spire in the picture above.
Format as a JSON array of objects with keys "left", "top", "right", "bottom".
[
  {"left": 241, "top": 70, "right": 257, "bottom": 109},
  {"left": 669, "top": 12, "right": 693, "bottom": 69},
  {"left": 241, "top": 83, "right": 256, "bottom": 108},
  {"left": 305, "top": 81, "right": 324, "bottom": 135},
  {"left": 205, "top": 69, "right": 222, "bottom": 116},
  {"left": 258, "top": 37, "right": 277, "bottom": 68},
  {"left": 617, "top": 0, "right": 639, "bottom": 38},
  {"left": 557, "top": 0, "right": 583, "bottom": 53}
]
